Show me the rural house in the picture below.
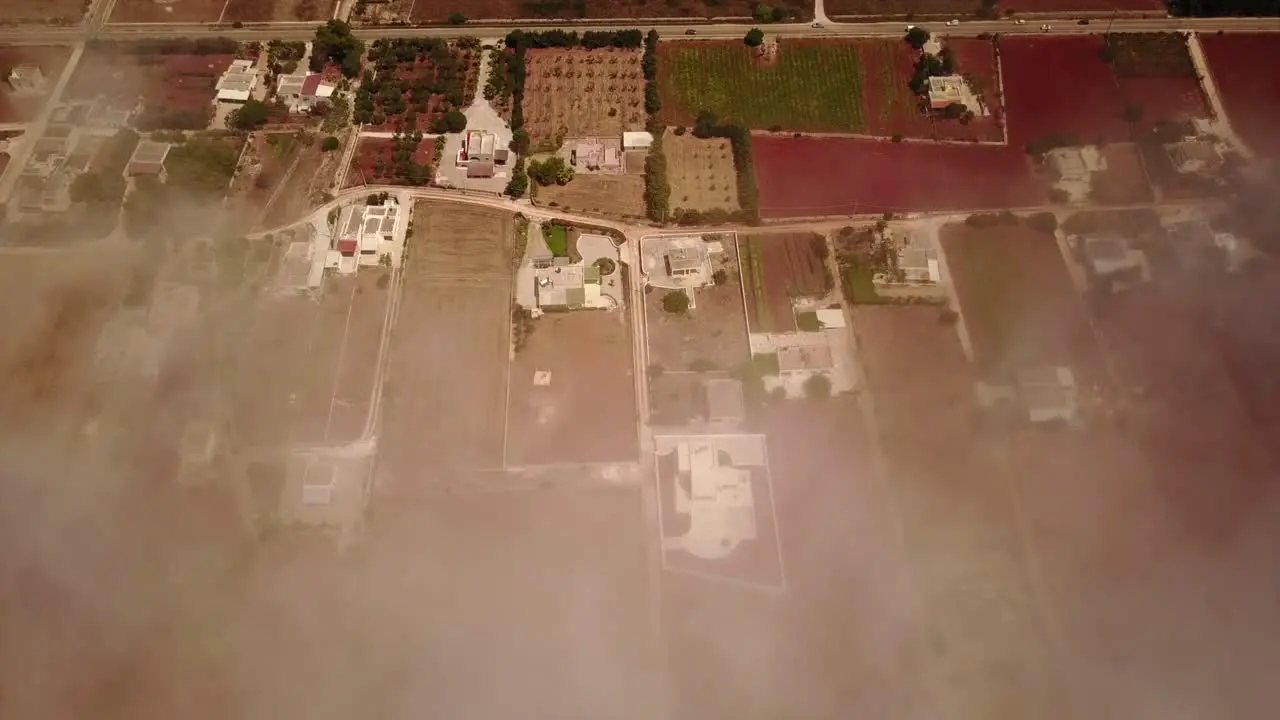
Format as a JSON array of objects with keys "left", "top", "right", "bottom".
[
  {"left": 6, "top": 65, "right": 46, "bottom": 95},
  {"left": 623, "top": 131, "right": 654, "bottom": 151},
  {"left": 534, "top": 257, "right": 604, "bottom": 310},
  {"left": 215, "top": 59, "right": 258, "bottom": 103},
  {"left": 126, "top": 140, "right": 172, "bottom": 180},
  {"left": 328, "top": 201, "right": 405, "bottom": 274},
  {"left": 274, "top": 72, "right": 335, "bottom": 113}
]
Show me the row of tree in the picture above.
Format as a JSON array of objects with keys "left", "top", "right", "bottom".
[
  {"left": 641, "top": 30, "right": 668, "bottom": 221},
  {"left": 691, "top": 111, "right": 760, "bottom": 224}
]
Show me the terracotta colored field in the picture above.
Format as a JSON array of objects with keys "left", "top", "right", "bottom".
[
  {"left": 1001, "top": 36, "right": 1128, "bottom": 147},
  {"left": 1200, "top": 33, "right": 1280, "bottom": 157},
  {"left": 940, "top": 222, "right": 1102, "bottom": 380},
  {"left": 359, "top": 43, "right": 480, "bottom": 134},
  {"left": 408, "top": 0, "right": 762, "bottom": 21},
  {"left": 0, "top": 46, "right": 73, "bottom": 123},
  {"left": 109, "top": 0, "right": 228, "bottom": 23},
  {"left": 738, "top": 235, "right": 791, "bottom": 333},
  {"left": 506, "top": 312, "right": 638, "bottom": 466},
  {"left": 344, "top": 137, "right": 435, "bottom": 188},
  {"left": 1115, "top": 76, "right": 1208, "bottom": 129},
  {"left": 754, "top": 136, "right": 1048, "bottom": 218},
  {"left": 824, "top": 0, "right": 1160, "bottom": 14},
  {"left": 223, "top": 0, "right": 336, "bottom": 22}
]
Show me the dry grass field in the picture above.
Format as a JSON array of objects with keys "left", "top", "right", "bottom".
[
  {"left": 376, "top": 201, "right": 515, "bottom": 494},
  {"left": 536, "top": 173, "right": 646, "bottom": 219},
  {"left": 109, "top": 0, "right": 228, "bottom": 23},
  {"left": 0, "top": 0, "right": 85, "bottom": 23},
  {"left": 506, "top": 311, "right": 637, "bottom": 467},
  {"left": 522, "top": 48, "right": 646, "bottom": 146},
  {"left": 664, "top": 133, "right": 740, "bottom": 214},
  {"left": 224, "top": 0, "right": 336, "bottom": 22}
]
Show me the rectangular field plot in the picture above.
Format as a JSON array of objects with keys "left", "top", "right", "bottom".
[
  {"left": 535, "top": 173, "right": 646, "bottom": 219},
  {"left": 664, "top": 134, "right": 741, "bottom": 215},
  {"left": 654, "top": 434, "right": 784, "bottom": 591},
  {"left": 109, "top": 0, "right": 228, "bottom": 22},
  {"left": 0, "top": 1, "right": 84, "bottom": 24},
  {"left": 643, "top": 235, "right": 750, "bottom": 374},
  {"left": 940, "top": 220, "right": 1102, "bottom": 380},
  {"left": 506, "top": 311, "right": 637, "bottom": 467},
  {"left": 658, "top": 40, "right": 866, "bottom": 133},
  {"left": 375, "top": 202, "right": 514, "bottom": 493},
  {"left": 223, "top": 0, "right": 336, "bottom": 22},
  {"left": 234, "top": 270, "right": 390, "bottom": 448},
  {"left": 409, "top": 0, "right": 761, "bottom": 21},
  {"left": 737, "top": 233, "right": 832, "bottom": 334},
  {"left": 1001, "top": 36, "right": 1129, "bottom": 148},
  {"left": 1200, "top": 33, "right": 1280, "bottom": 157},
  {"left": 521, "top": 47, "right": 646, "bottom": 145},
  {"left": 854, "top": 306, "right": 1064, "bottom": 720}
]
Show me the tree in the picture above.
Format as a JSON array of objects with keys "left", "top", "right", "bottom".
[
  {"left": 510, "top": 129, "right": 530, "bottom": 154},
  {"left": 228, "top": 99, "right": 270, "bottom": 130},
  {"left": 320, "top": 135, "right": 340, "bottom": 152},
  {"left": 661, "top": 290, "right": 690, "bottom": 315},
  {"left": 312, "top": 19, "right": 363, "bottom": 76},
  {"left": 446, "top": 12, "right": 468, "bottom": 24},
  {"left": 442, "top": 109, "right": 468, "bottom": 133},
  {"left": 804, "top": 373, "right": 832, "bottom": 400},
  {"left": 752, "top": 3, "right": 774, "bottom": 22},
  {"left": 70, "top": 172, "right": 126, "bottom": 208},
  {"left": 527, "top": 156, "right": 574, "bottom": 186},
  {"left": 905, "top": 26, "right": 930, "bottom": 50},
  {"left": 744, "top": 28, "right": 765, "bottom": 47}
]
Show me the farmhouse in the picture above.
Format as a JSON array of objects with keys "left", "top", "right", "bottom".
[
  {"left": 453, "top": 130, "right": 510, "bottom": 179},
  {"left": 274, "top": 72, "right": 336, "bottom": 113},
  {"left": 1165, "top": 139, "right": 1223, "bottom": 175},
  {"left": 126, "top": 140, "right": 171, "bottom": 180},
  {"left": 663, "top": 436, "right": 761, "bottom": 560},
  {"left": 215, "top": 59, "right": 258, "bottom": 103},
  {"left": 1049, "top": 146, "right": 1106, "bottom": 202},
  {"left": 571, "top": 137, "right": 623, "bottom": 173},
  {"left": 534, "top": 257, "right": 605, "bottom": 310},
  {"left": 877, "top": 231, "right": 939, "bottom": 285},
  {"left": 1081, "top": 235, "right": 1145, "bottom": 280},
  {"left": 927, "top": 75, "right": 966, "bottom": 109},
  {"left": 623, "top": 131, "right": 654, "bottom": 151},
  {"left": 328, "top": 201, "right": 405, "bottom": 274},
  {"left": 666, "top": 245, "right": 710, "bottom": 281},
  {"left": 6, "top": 65, "right": 46, "bottom": 95}
]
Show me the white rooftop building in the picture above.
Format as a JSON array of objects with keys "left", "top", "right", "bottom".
[
  {"left": 623, "top": 131, "right": 654, "bottom": 151},
  {"left": 326, "top": 201, "right": 406, "bottom": 274},
  {"left": 274, "top": 71, "right": 336, "bottom": 113},
  {"left": 215, "top": 59, "right": 258, "bottom": 103},
  {"left": 1049, "top": 146, "right": 1107, "bottom": 202},
  {"left": 534, "top": 257, "right": 604, "bottom": 310}
]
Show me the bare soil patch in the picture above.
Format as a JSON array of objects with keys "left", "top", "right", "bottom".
[
  {"left": 664, "top": 133, "right": 740, "bottom": 214},
  {"left": 537, "top": 173, "right": 646, "bottom": 220},
  {"left": 506, "top": 311, "right": 637, "bottom": 467},
  {"left": 234, "top": 270, "right": 389, "bottom": 448},
  {"left": 737, "top": 232, "right": 832, "bottom": 334},
  {"left": 224, "top": 0, "right": 336, "bottom": 22},
  {"left": 109, "top": 0, "right": 228, "bottom": 23},
  {"left": 522, "top": 47, "right": 646, "bottom": 146},
  {"left": 1089, "top": 142, "right": 1152, "bottom": 205},
  {"left": 0, "top": 0, "right": 85, "bottom": 24},
  {"left": 644, "top": 236, "right": 749, "bottom": 376},
  {"left": 377, "top": 201, "right": 514, "bottom": 493}
]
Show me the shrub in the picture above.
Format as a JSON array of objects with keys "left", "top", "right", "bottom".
[
  {"left": 594, "top": 257, "right": 617, "bottom": 275},
  {"left": 320, "top": 135, "right": 340, "bottom": 152},
  {"left": 804, "top": 373, "right": 832, "bottom": 399},
  {"left": 661, "top": 290, "right": 690, "bottom": 314},
  {"left": 795, "top": 311, "right": 821, "bottom": 332},
  {"left": 712, "top": 268, "right": 728, "bottom": 285},
  {"left": 1026, "top": 212, "right": 1059, "bottom": 235}
]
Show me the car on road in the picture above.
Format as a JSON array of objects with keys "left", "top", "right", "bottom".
[
  {"left": 1041, "top": 24, "right": 1052, "bottom": 31},
  {"left": 1014, "top": 18, "right": 1026, "bottom": 25},
  {"left": 1078, "top": 19, "right": 1090, "bottom": 24},
  {"left": 684, "top": 29, "right": 697, "bottom": 35},
  {"left": 905, "top": 24, "right": 915, "bottom": 31},
  {"left": 946, "top": 19, "right": 959, "bottom": 26},
  {"left": 812, "top": 22, "right": 825, "bottom": 28}
]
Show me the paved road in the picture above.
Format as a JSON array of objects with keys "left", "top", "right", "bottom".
[{"left": 1, "top": 16, "right": 1279, "bottom": 45}]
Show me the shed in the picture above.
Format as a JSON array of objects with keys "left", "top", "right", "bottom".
[
  {"left": 623, "top": 131, "right": 654, "bottom": 151},
  {"left": 127, "top": 140, "right": 172, "bottom": 178}
]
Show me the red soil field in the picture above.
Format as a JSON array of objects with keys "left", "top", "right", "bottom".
[
  {"left": 740, "top": 234, "right": 798, "bottom": 333},
  {"left": 940, "top": 222, "right": 1104, "bottom": 381},
  {"left": 109, "top": 0, "right": 228, "bottom": 23},
  {"left": 67, "top": 53, "right": 235, "bottom": 115},
  {"left": 754, "top": 136, "right": 1047, "bottom": 218},
  {"left": 857, "top": 38, "right": 1002, "bottom": 142},
  {"left": 1199, "top": 33, "right": 1280, "bottom": 157},
  {"left": 344, "top": 137, "right": 435, "bottom": 188},
  {"left": 1115, "top": 77, "right": 1208, "bottom": 129},
  {"left": 1000, "top": 36, "right": 1128, "bottom": 148},
  {"left": 824, "top": 0, "right": 1160, "bottom": 15},
  {"left": 409, "top": 0, "right": 764, "bottom": 22}
]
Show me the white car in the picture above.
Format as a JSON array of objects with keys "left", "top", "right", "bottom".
[
  {"left": 905, "top": 24, "right": 915, "bottom": 32},
  {"left": 946, "top": 19, "right": 959, "bottom": 26},
  {"left": 812, "top": 22, "right": 825, "bottom": 28},
  {"left": 1041, "top": 23, "right": 1052, "bottom": 31},
  {"left": 1014, "top": 18, "right": 1026, "bottom": 25}
]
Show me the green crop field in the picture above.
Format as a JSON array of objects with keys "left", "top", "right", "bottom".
[{"left": 657, "top": 40, "right": 867, "bottom": 133}]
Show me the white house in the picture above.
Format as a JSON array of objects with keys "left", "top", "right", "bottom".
[
  {"left": 274, "top": 71, "right": 336, "bottom": 113},
  {"left": 215, "top": 59, "right": 258, "bottom": 103},
  {"left": 327, "top": 201, "right": 405, "bottom": 274},
  {"left": 623, "top": 131, "right": 654, "bottom": 151}
]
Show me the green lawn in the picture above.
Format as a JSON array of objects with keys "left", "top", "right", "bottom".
[
  {"left": 542, "top": 224, "right": 568, "bottom": 257},
  {"left": 659, "top": 41, "right": 867, "bottom": 133}
]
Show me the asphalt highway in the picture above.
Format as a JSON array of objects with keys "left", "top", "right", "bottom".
[{"left": 0, "top": 16, "right": 1278, "bottom": 45}]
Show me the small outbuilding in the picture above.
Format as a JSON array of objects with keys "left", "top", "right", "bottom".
[{"left": 623, "top": 131, "right": 654, "bottom": 151}]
